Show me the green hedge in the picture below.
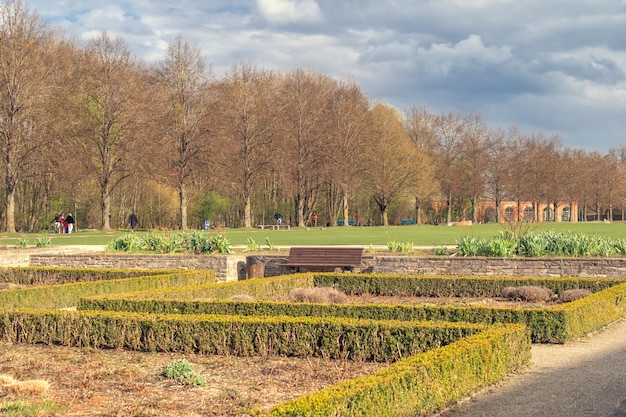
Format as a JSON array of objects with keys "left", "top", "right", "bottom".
[
  {"left": 255, "top": 324, "right": 530, "bottom": 416},
  {"left": 0, "top": 308, "right": 483, "bottom": 361},
  {"left": 0, "top": 270, "right": 215, "bottom": 309},
  {"left": 312, "top": 273, "right": 621, "bottom": 296},
  {"left": 0, "top": 266, "right": 176, "bottom": 286},
  {"left": 79, "top": 273, "right": 626, "bottom": 343}
]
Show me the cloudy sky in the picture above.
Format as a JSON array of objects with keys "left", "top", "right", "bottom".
[{"left": 28, "top": 0, "right": 626, "bottom": 152}]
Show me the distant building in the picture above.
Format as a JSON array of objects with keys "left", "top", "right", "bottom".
[{"left": 477, "top": 201, "right": 578, "bottom": 223}]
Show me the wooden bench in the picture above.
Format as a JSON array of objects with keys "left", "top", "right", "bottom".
[
  {"left": 258, "top": 224, "right": 290, "bottom": 230},
  {"left": 282, "top": 247, "right": 364, "bottom": 272}
]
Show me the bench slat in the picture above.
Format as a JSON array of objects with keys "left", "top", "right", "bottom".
[{"left": 283, "top": 247, "right": 363, "bottom": 270}]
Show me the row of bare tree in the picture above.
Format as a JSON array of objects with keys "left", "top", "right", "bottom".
[{"left": 0, "top": 1, "right": 623, "bottom": 232}]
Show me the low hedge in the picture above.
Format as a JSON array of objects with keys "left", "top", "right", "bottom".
[
  {"left": 0, "top": 270, "right": 215, "bottom": 309},
  {"left": 312, "top": 273, "right": 622, "bottom": 297},
  {"left": 0, "top": 308, "right": 483, "bottom": 361},
  {"left": 255, "top": 323, "right": 530, "bottom": 416},
  {"left": 0, "top": 266, "right": 176, "bottom": 286},
  {"left": 79, "top": 273, "right": 626, "bottom": 343}
]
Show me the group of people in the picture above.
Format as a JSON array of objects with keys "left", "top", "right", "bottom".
[{"left": 53, "top": 213, "right": 75, "bottom": 234}]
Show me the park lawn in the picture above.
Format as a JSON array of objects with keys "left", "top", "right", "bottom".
[{"left": 0, "top": 221, "right": 623, "bottom": 248}]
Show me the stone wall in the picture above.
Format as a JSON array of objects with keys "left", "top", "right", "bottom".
[
  {"left": 29, "top": 252, "right": 626, "bottom": 281},
  {"left": 30, "top": 253, "right": 248, "bottom": 282}
]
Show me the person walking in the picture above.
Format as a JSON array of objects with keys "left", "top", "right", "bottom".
[
  {"left": 65, "top": 213, "right": 75, "bottom": 233},
  {"left": 312, "top": 212, "right": 318, "bottom": 227},
  {"left": 129, "top": 213, "right": 138, "bottom": 231}
]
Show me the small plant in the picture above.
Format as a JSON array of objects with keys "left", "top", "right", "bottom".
[
  {"left": 244, "top": 237, "right": 260, "bottom": 252},
  {"left": 387, "top": 241, "right": 414, "bottom": 252},
  {"left": 162, "top": 359, "right": 207, "bottom": 387},
  {"left": 16, "top": 239, "right": 28, "bottom": 248},
  {"left": 263, "top": 237, "right": 277, "bottom": 251},
  {"left": 432, "top": 246, "right": 449, "bottom": 256},
  {"left": 34, "top": 237, "right": 51, "bottom": 248},
  {"left": 106, "top": 234, "right": 143, "bottom": 252}
]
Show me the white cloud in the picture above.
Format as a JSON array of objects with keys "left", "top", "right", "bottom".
[{"left": 256, "top": 0, "right": 323, "bottom": 24}]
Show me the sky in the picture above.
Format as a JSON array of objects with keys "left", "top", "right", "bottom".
[{"left": 27, "top": 0, "right": 626, "bottom": 153}]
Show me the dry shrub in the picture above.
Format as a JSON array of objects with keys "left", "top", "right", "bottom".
[
  {"left": 6, "top": 379, "right": 50, "bottom": 396},
  {"left": 0, "top": 374, "right": 16, "bottom": 386},
  {"left": 560, "top": 289, "right": 592, "bottom": 303},
  {"left": 288, "top": 287, "right": 347, "bottom": 304},
  {"left": 501, "top": 285, "right": 554, "bottom": 302},
  {"left": 230, "top": 294, "right": 255, "bottom": 302},
  {"left": 0, "top": 373, "right": 49, "bottom": 396}
]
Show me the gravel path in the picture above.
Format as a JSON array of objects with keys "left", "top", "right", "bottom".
[{"left": 438, "top": 319, "right": 626, "bottom": 417}]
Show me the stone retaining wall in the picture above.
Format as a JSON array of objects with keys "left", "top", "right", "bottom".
[{"left": 30, "top": 252, "right": 626, "bottom": 281}]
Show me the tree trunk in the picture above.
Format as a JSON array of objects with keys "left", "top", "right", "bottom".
[
  {"left": 102, "top": 189, "right": 111, "bottom": 230},
  {"left": 5, "top": 188, "right": 15, "bottom": 233},
  {"left": 179, "top": 183, "right": 188, "bottom": 230},
  {"left": 342, "top": 193, "right": 349, "bottom": 227},
  {"left": 244, "top": 194, "right": 252, "bottom": 228}
]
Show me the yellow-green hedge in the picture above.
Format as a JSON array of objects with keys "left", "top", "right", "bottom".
[
  {"left": 79, "top": 273, "right": 626, "bottom": 343},
  {"left": 0, "top": 308, "right": 484, "bottom": 361},
  {"left": 0, "top": 270, "right": 215, "bottom": 309},
  {"left": 255, "top": 324, "right": 530, "bottom": 416},
  {"left": 0, "top": 266, "right": 176, "bottom": 286}
]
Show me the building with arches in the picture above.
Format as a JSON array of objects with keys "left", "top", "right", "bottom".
[{"left": 477, "top": 201, "right": 578, "bottom": 223}]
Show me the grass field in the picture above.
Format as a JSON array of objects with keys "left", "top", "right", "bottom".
[{"left": 0, "top": 221, "right": 624, "bottom": 248}]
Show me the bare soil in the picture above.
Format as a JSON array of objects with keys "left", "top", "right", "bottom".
[{"left": 0, "top": 343, "right": 384, "bottom": 416}]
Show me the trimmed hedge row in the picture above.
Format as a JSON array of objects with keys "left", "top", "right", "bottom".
[
  {"left": 79, "top": 273, "right": 626, "bottom": 343},
  {"left": 255, "top": 324, "right": 530, "bottom": 416},
  {"left": 313, "top": 273, "right": 622, "bottom": 297},
  {"left": 0, "top": 308, "right": 484, "bottom": 361},
  {"left": 0, "top": 270, "right": 215, "bottom": 309},
  {"left": 0, "top": 266, "right": 175, "bottom": 286}
]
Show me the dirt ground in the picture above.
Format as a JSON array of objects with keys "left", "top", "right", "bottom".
[{"left": 0, "top": 343, "right": 384, "bottom": 416}]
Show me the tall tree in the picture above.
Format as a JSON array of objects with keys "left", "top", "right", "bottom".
[
  {"left": 366, "top": 104, "right": 419, "bottom": 225},
  {"left": 0, "top": 0, "right": 55, "bottom": 231},
  {"left": 67, "top": 32, "right": 146, "bottom": 229},
  {"left": 324, "top": 79, "right": 370, "bottom": 226},
  {"left": 278, "top": 68, "right": 331, "bottom": 227},
  {"left": 431, "top": 112, "right": 465, "bottom": 223},
  {"left": 218, "top": 63, "right": 277, "bottom": 228},
  {"left": 152, "top": 34, "right": 212, "bottom": 230},
  {"left": 458, "top": 113, "right": 488, "bottom": 222},
  {"left": 404, "top": 106, "right": 439, "bottom": 224}
]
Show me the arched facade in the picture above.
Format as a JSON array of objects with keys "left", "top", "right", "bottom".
[{"left": 478, "top": 201, "right": 578, "bottom": 223}]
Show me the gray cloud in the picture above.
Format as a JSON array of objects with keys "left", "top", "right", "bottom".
[{"left": 28, "top": 0, "right": 626, "bottom": 152}]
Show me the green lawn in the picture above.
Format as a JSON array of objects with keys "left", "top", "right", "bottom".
[{"left": 0, "top": 221, "right": 624, "bottom": 247}]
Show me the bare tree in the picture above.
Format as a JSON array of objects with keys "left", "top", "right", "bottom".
[
  {"left": 217, "top": 63, "right": 278, "bottom": 228},
  {"left": 404, "top": 106, "right": 439, "bottom": 224},
  {"left": 67, "top": 32, "right": 146, "bottom": 229},
  {"left": 431, "top": 112, "right": 465, "bottom": 223},
  {"left": 458, "top": 113, "right": 488, "bottom": 222},
  {"left": 277, "top": 68, "right": 331, "bottom": 227},
  {"left": 152, "top": 34, "right": 213, "bottom": 230},
  {"left": 0, "top": 0, "right": 55, "bottom": 231},
  {"left": 324, "top": 79, "right": 370, "bottom": 226}
]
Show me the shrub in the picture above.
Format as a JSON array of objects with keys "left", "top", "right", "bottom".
[
  {"left": 502, "top": 285, "right": 554, "bottom": 302},
  {"left": 34, "top": 237, "right": 51, "bottom": 248},
  {"left": 560, "top": 289, "right": 592, "bottom": 303},
  {"left": 288, "top": 287, "right": 347, "bottom": 304},
  {"left": 387, "top": 241, "right": 414, "bottom": 253},
  {"left": 163, "top": 359, "right": 207, "bottom": 387}
]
